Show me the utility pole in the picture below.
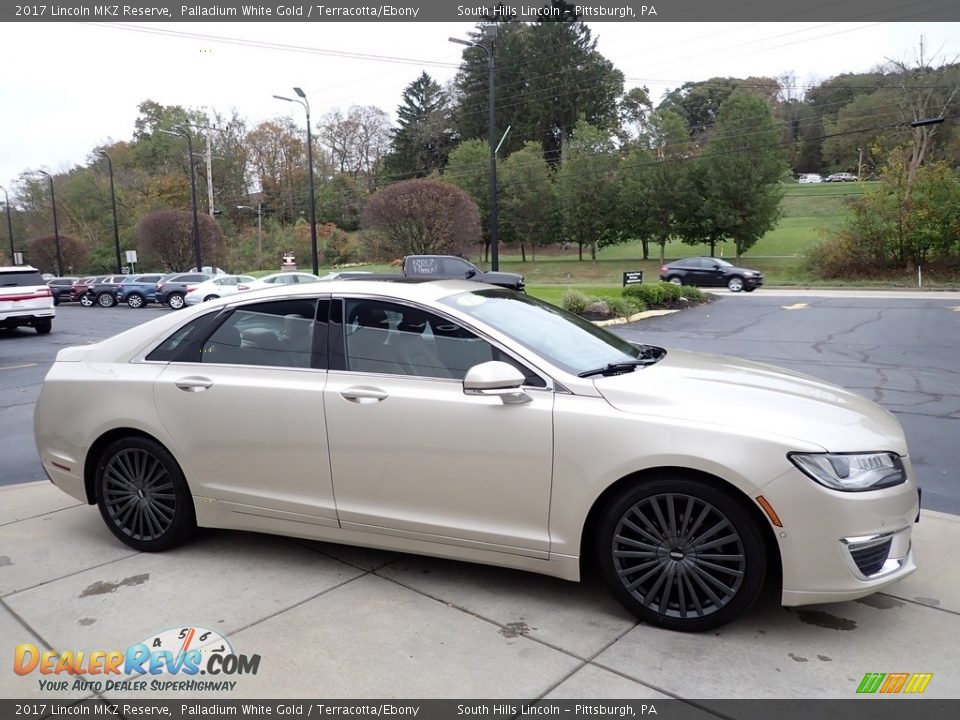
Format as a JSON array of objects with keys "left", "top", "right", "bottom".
[{"left": 205, "top": 129, "right": 215, "bottom": 216}]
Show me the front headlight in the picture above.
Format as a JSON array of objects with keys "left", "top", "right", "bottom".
[{"left": 789, "top": 452, "right": 906, "bottom": 492}]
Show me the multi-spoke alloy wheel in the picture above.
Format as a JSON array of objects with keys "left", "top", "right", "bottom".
[
  {"left": 96, "top": 437, "right": 196, "bottom": 551},
  {"left": 598, "top": 478, "right": 766, "bottom": 632}
]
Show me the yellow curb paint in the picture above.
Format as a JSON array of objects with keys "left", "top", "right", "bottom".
[{"left": 593, "top": 309, "right": 680, "bottom": 327}]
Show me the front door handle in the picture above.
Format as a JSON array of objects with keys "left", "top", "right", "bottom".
[
  {"left": 175, "top": 377, "right": 213, "bottom": 392},
  {"left": 341, "top": 387, "right": 388, "bottom": 404}
]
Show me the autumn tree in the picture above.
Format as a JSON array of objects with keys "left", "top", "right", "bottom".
[
  {"left": 135, "top": 210, "right": 225, "bottom": 272},
  {"left": 319, "top": 105, "right": 392, "bottom": 191},
  {"left": 360, "top": 179, "right": 480, "bottom": 260},
  {"left": 28, "top": 235, "right": 88, "bottom": 275}
]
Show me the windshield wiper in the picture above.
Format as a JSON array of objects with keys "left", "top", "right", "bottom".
[{"left": 578, "top": 358, "right": 660, "bottom": 378}]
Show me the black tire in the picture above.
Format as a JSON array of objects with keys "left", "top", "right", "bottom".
[
  {"left": 97, "top": 292, "right": 116, "bottom": 308},
  {"left": 52, "top": 295, "right": 60, "bottom": 306},
  {"left": 727, "top": 276, "right": 745, "bottom": 292},
  {"left": 203, "top": 294, "right": 219, "bottom": 302},
  {"left": 35, "top": 318, "right": 52, "bottom": 335},
  {"left": 79, "top": 294, "right": 94, "bottom": 307},
  {"left": 743, "top": 287, "right": 756, "bottom": 293},
  {"left": 94, "top": 436, "right": 196, "bottom": 552},
  {"left": 596, "top": 476, "right": 766, "bottom": 632},
  {"left": 168, "top": 293, "right": 185, "bottom": 310},
  {"left": 667, "top": 276, "right": 683, "bottom": 286},
  {"left": 127, "top": 293, "right": 145, "bottom": 309}
]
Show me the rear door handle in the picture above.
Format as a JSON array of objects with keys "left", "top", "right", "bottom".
[
  {"left": 175, "top": 377, "right": 213, "bottom": 392},
  {"left": 341, "top": 387, "right": 388, "bottom": 404}
]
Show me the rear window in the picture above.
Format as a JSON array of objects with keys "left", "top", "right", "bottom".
[{"left": 0, "top": 269, "right": 44, "bottom": 287}]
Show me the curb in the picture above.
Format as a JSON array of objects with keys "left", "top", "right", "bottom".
[{"left": 593, "top": 309, "right": 679, "bottom": 327}]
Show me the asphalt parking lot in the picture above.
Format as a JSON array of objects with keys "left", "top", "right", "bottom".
[{"left": 2, "top": 291, "right": 960, "bottom": 705}]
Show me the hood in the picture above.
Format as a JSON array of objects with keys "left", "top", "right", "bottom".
[{"left": 593, "top": 348, "right": 908, "bottom": 454}]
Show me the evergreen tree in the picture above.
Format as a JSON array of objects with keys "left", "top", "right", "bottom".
[{"left": 385, "top": 72, "right": 456, "bottom": 179}]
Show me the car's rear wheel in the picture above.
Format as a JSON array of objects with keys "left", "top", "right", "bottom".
[
  {"left": 727, "top": 277, "right": 744, "bottom": 292},
  {"left": 79, "top": 294, "right": 94, "bottom": 307},
  {"left": 597, "top": 476, "right": 766, "bottom": 632},
  {"left": 35, "top": 318, "right": 52, "bottom": 335},
  {"left": 95, "top": 436, "right": 196, "bottom": 552},
  {"left": 52, "top": 295, "right": 60, "bottom": 306},
  {"left": 168, "top": 293, "right": 185, "bottom": 310},
  {"left": 97, "top": 292, "right": 116, "bottom": 308},
  {"left": 127, "top": 293, "right": 145, "bottom": 309},
  {"left": 203, "top": 294, "right": 219, "bottom": 302},
  {"left": 667, "top": 276, "right": 683, "bottom": 286}
]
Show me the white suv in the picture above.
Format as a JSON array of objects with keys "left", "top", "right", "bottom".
[{"left": 0, "top": 266, "right": 55, "bottom": 334}]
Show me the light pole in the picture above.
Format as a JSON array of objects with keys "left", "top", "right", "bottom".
[
  {"left": 97, "top": 150, "right": 123, "bottom": 273},
  {"left": 37, "top": 171, "right": 63, "bottom": 276},
  {"left": 0, "top": 185, "right": 14, "bottom": 264},
  {"left": 451, "top": 31, "right": 500, "bottom": 270},
  {"left": 237, "top": 203, "right": 263, "bottom": 270},
  {"left": 274, "top": 88, "right": 319, "bottom": 275},
  {"left": 160, "top": 125, "right": 203, "bottom": 273}
]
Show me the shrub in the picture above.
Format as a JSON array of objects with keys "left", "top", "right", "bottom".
[
  {"left": 657, "top": 281, "right": 683, "bottom": 302},
  {"left": 562, "top": 289, "right": 591, "bottom": 315},
  {"left": 623, "top": 283, "right": 664, "bottom": 306},
  {"left": 680, "top": 285, "right": 704, "bottom": 300},
  {"left": 606, "top": 296, "right": 645, "bottom": 317}
]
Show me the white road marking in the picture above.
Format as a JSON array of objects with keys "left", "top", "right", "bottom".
[
  {"left": 0, "top": 363, "right": 38, "bottom": 371},
  {"left": 781, "top": 303, "right": 809, "bottom": 310}
]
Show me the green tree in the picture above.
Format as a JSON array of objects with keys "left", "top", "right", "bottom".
[
  {"left": 385, "top": 72, "right": 457, "bottom": 179},
  {"left": 555, "top": 120, "right": 621, "bottom": 261},
  {"left": 443, "top": 139, "right": 490, "bottom": 257},
  {"left": 500, "top": 141, "right": 556, "bottom": 261},
  {"left": 454, "top": 21, "right": 623, "bottom": 160},
  {"left": 685, "top": 91, "right": 786, "bottom": 260}
]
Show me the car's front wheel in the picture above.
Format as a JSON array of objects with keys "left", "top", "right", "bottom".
[
  {"left": 727, "top": 276, "right": 744, "bottom": 292},
  {"left": 95, "top": 436, "right": 196, "bottom": 552},
  {"left": 597, "top": 476, "right": 766, "bottom": 632},
  {"left": 127, "top": 293, "right": 145, "bottom": 309},
  {"left": 97, "top": 292, "right": 116, "bottom": 308},
  {"left": 168, "top": 293, "right": 185, "bottom": 310},
  {"left": 79, "top": 294, "right": 94, "bottom": 307}
]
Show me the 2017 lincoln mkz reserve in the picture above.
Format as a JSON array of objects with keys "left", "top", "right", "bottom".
[{"left": 34, "top": 280, "right": 919, "bottom": 631}]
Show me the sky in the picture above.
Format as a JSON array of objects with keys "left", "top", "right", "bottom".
[{"left": 0, "top": 21, "right": 957, "bottom": 195}]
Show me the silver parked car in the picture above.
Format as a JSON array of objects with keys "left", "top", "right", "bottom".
[{"left": 34, "top": 280, "right": 919, "bottom": 631}]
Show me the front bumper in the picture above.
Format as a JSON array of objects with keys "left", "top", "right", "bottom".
[{"left": 759, "top": 462, "right": 918, "bottom": 606}]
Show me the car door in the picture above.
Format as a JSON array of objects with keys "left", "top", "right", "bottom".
[
  {"left": 323, "top": 296, "right": 555, "bottom": 557},
  {"left": 153, "top": 297, "right": 339, "bottom": 527}
]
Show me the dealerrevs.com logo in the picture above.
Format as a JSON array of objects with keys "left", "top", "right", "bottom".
[
  {"left": 13, "top": 626, "right": 260, "bottom": 693},
  {"left": 857, "top": 672, "right": 933, "bottom": 694}
]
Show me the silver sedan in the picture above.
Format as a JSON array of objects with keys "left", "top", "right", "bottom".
[{"left": 34, "top": 280, "right": 919, "bottom": 631}]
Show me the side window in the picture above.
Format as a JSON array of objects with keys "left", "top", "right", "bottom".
[
  {"left": 146, "top": 316, "right": 215, "bottom": 362},
  {"left": 443, "top": 257, "right": 473, "bottom": 276},
  {"left": 342, "top": 299, "right": 544, "bottom": 385},
  {"left": 200, "top": 299, "right": 318, "bottom": 368}
]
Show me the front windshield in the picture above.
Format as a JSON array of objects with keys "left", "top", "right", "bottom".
[{"left": 440, "top": 289, "right": 646, "bottom": 376}]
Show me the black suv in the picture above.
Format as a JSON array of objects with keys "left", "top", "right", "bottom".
[
  {"left": 659, "top": 257, "right": 763, "bottom": 293},
  {"left": 46, "top": 277, "right": 80, "bottom": 305},
  {"left": 155, "top": 273, "right": 211, "bottom": 310},
  {"left": 84, "top": 275, "right": 129, "bottom": 307}
]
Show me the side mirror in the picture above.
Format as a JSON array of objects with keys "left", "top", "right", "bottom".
[
  {"left": 463, "top": 361, "right": 531, "bottom": 405},
  {"left": 465, "top": 268, "right": 478, "bottom": 279}
]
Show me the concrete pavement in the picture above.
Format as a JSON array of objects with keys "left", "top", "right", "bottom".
[{"left": 1, "top": 480, "right": 958, "bottom": 702}]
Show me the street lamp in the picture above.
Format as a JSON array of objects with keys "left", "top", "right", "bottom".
[
  {"left": 237, "top": 203, "right": 263, "bottom": 270},
  {"left": 37, "top": 170, "right": 63, "bottom": 276},
  {"left": 0, "top": 185, "right": 14, "bottom": 264},
  {"left": 450, "top": 30, "right": 500, "bottom": 271},
  {"left": 273, "top": 87, "right": 319, "bottom": 275},
  {"left": 97, "top": 150, "right": 123, "bottom": 274},
  {"left": 160, "top": 125, "right": 203, "bottom": 273}
]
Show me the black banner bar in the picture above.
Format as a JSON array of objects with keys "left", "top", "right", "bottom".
[
  {"left": 1, "top": 1, "right": 959, "bottom": 23},
  {"left": 4, "top": 699, "right": 960, "bottom": 720}
]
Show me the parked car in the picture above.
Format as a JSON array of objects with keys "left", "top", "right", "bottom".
[
  {"left": 83, "top": 275, "right": 129, "bottom": 308},
  {"left": 236, "top": 272, "right": 321, "bottom": 292},
  {"left": 798, "top": 173, "right": 823, "bottom": 184},
  {"left": 46, "top": 277, "right": 80, "bottom": 305},
  {"left": 184, "top": 275, "right": 256, "bottom": 306},
  {"left": 71, "top": 276, "right": 107, "bottom": 307},
  {"left": 154, "top": 273, "right": 212, "bottom": 310},
  {"left": 116, "top": 274, "right": 166, "bottom": 309},
  {"left": 825, "top": 172, "right": 858, "bottom": 182},
  {"left": 660, "top": 257, "right": 763, "bottom": 292},
  {"left": 35, "top": 279, "right": 919, "bottom": 632},
  {"left": 338, "top": 256, "right": 526, "bottom": 292},
  {"left": 1, "top": 265, "right": 55, "bottom": 334}
]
